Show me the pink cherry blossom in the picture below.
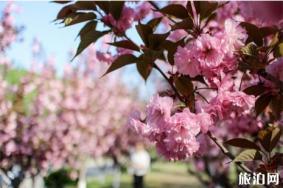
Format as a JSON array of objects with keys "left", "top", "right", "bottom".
[
  {"left": 102, "top": 6, "right": 135, "bottom": 35},
  {"left": 207, "top": 90, "right": 255, "bottom": 120},
  {"left": 146, "top": 94, "right": 173, "bottom": 127},
  {"left": 134, "top": 2, "right": 152, "bottom": 21},
  {"left": 174, "top": 42, "right": 201, "bottom": 77},
  {"left": 195, "top": 34, "right": 224, "bottom": 70},
  {"left": 221, "top": 19, "right": 247, "bottom": 56},
  {"left": 154, "top": 108, "right": 201, "bottom": 161}
]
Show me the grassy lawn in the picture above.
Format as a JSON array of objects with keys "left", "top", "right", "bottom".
[{"left": 86, "top": 161, "right": 202, "bottom": 188}]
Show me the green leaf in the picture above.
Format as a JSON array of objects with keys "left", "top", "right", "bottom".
[
  {"left": 255, "top": 93, "right": 272, "bottom": 116},
  {"left": 159, "top": 4, "right": 188, "bottom": 19},
  {"left": 241, "top": 42, "right": 258, "bottom": 56},
  {"left": 109, "top": 1, "right": 124, "bottom": 20},
  {"left": 225, "top": 138, "right": 260, "bottom": 150},
  {"left": 174, "top": 76, "right": 193, "bottom": 98},
  {"left": 104, "top": 54, "right": 137, "bottom": 75},
  {"left": 64, "top": 13, "right": 96, "bottom": 26},
  {"left": 274, "top": 42, "right": 283, "bottom": 57},
  {"left": 233, "top": 149, "right": 262, "bottom": 162},
  {"left": 73, "top": 30, "right": 108, "bottom": 59},
  {"left": 243, "top": 84, "right": 266, "bottom": 96},
  {"left": 108, "top": 40, "right": 140, "bottom": 52}
]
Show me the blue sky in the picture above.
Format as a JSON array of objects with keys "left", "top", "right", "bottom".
[
  {"left": 0, "top": 1, "right": 155, "bottom": 99},
  {"left": 1, "top": 1, "right": 80, "bottom": 69}
]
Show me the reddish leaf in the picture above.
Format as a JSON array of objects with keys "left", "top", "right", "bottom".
[
  {"left": 136, "top": 23, "right": 152, "bottom": 47},
  {"left": 148, "top": 17, "right": 163, "bottom": 31},
  {"left": 270, "top": 153, "right": 283, "bottom": 167},
  {"left": 255, "top": 93, "right": 272, "bottom": 116},
  {"left": 270, "top": 95, "right": 283, "bottom": 120},
  {"left": 172, "top": 18, "right": 194, "bottom": 30},
  {"left": 258, "top": 128, "right": 272, "bottom": 152},
  {"left": 77, "top": 21, "right": 97, "bottom": 38},
  {"left": 109, "top": 40, "right": 140, "bottom": 52},
  {"left": 109, "top": 1, "right": 124, "bottom": 20},
  {"left": 64, "top": 13, "right": 96, "bottom": 26},
  {"left": 74, "top": 1, "right": 96, "bottom": 10},
  {"left": 56, "top": 5, "right": 76, "bottom": 20},
  {"left": 270, "top": 127, "right": 282, "bottom": 151},
  {"left": 174, "top": 76, "right": 193, "bottom": 98},
  {"left": 136, "top": 56, "right": 153, "bottom": 81},
  {"left": 95, "top": 1, "right": 110, "bottom": 14},
  {"left": 243, "top": 84, "right": 266, "bottom": 96},
  {"left": 148, "top": 32, "right": 170, "bottom": 50},
  {"left": 225, "top": 138, "right": 261, "bottom": 150},
  {"left": 159, "top": 4, "right": 188, "bottom": 19},
  {"left": 104, "top": 54, "right": 138, "bottom": 75},
  {"left": 192, "top": 1, "right": 218, "bottom": 20},
  {"left": 53, "top": 1, "right": 71, "bottom": 4},
  {"left": 73, "top": 30, "right": 109, "bottom": 59},
  {"left": 240, "top": 22, "right": 263, "bottom": 46}
]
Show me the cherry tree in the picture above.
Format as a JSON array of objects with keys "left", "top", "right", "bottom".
[
  {"left": 55, "top": 1, "right": 283, "bottom": 187},
  {"left": 0, "top": 3, "right": 142, "bottom": 187}
]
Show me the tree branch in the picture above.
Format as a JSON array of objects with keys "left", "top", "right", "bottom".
[
  {"left": 207, "top": 131, "right": 252, "bottom": 173},
  {"left": 153, "top": 63, "right": 184, "bottom": 103}
]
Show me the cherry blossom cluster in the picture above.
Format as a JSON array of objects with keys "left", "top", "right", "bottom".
[
  {"left": 0, "top": 35, "right": 139, "bottom": 188},
  {"left": 127, "top": 1, "right": 264, "bottom": 161},
  {"left": 0, "top": 1, "right": 18, "bottom": 52}
]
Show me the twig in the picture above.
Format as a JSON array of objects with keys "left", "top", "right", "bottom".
[
  {"left": 207, "top": 131, "right": 252, "bottom": 173},
  {"left": 153, "top": 63, "right": 184, "bottom": 103},
  {"left": 196, "top": 92, "right": 209, "bottom": 104},
  {"left": 188, "top": 168, "right": 209, "bottom": 186}
]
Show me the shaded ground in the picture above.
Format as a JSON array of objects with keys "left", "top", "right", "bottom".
[{"left": 86, "top": 161, "right": 202, "bottom": 188}]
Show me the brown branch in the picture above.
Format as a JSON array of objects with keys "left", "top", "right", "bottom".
[
  {"left": 188, "top": 168, "right": 209, "bottom": 186},
  {"left": 153, "top": 63, "right": 185, "bottom": 103},
  {"left": 207, "top": 131, "right": 252, "bottom": 173}
]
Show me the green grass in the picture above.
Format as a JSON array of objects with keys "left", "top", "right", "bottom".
[
  {"left": 85, "top": 161, "right": 202, "bottom": 188},
  {"left": 5, "top": 68, "right": 27, "bottom": 84}
]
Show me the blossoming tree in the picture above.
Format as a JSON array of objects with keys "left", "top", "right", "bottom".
[
  {"left": 55, "top": 1, "right": 283, "bottom": 186},
  {"left": 0, "top": 3, "right": 142, "bottom": 188}
]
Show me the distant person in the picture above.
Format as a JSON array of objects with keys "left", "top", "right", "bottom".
[{"left": 130, "top": 143, "right": 150, "bottom": 188}]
